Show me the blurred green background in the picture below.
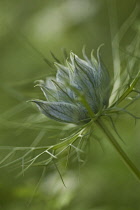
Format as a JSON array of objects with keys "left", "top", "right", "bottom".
[{"left": 0, "top": 0, "right": 140, "bottom": 209}]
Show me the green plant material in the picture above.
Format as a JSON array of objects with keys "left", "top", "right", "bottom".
[
  {"left": 1, "top": 42, "right": 140, "bottom": 182},
  {"left": 96, "top": 118, "right": 140, "bottom": 181},
  {"left": 0, "top": 20, "right": 140, "bottom": 183},
  {"left": 29, "top": 43, "right": 140, "bottom": 181}
]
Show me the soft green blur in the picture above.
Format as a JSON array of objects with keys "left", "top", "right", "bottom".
[{"left": 0, "top": 0, "right": 140, "bottom": 209}]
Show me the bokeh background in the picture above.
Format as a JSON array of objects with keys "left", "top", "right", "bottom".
[{"left": 0, "top": 0, "right": 140, "bottom": 209}]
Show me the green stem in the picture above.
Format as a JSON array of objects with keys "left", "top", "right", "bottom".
[
  {"left": 111, "top": 70, "right": 140, "bottom": 107},
  {"left": 96, "top": 118, "right": 140, "bottom": 182}
]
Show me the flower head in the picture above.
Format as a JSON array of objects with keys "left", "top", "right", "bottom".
[{"left": 31, "top": 47, "right": 112, "bottom": 124}]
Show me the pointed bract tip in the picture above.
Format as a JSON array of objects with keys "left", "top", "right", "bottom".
[{"left": 97, "top": 43, "right": 104, "bottom": 60}]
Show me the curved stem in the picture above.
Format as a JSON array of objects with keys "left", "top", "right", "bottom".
[
  {"left": 96, "top": 118, "right": 140, "bottom": 182},
  {"left": 111, "top": 70, "right": 140, "bottom": 107}
]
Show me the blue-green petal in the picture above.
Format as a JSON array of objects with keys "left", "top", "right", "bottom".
[{"left": 31, "top": 100, "right": 90, "bottom": 124}]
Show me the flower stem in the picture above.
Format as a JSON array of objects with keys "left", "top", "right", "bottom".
[{"left": 96, "top": 118, "right": 140, "bottom": 182}]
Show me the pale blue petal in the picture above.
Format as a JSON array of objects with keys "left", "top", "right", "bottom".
[
  {"left": 40, "top": 85, "right": 58, "bottom": 101},
  {"left": 55, "top": 63, "right": 70, "bottom": 82},
  {"left": 70, "top": 54, "right": 99, "bottom": 112},
  {"left": 51, "top": 80, "right": 75, "bottom": 103},
  {"left": 31, "top": 100, "right": 90, "bottom": 124},
  {"left": 96, "top": 50, "right": 111, "bottom": 106}
]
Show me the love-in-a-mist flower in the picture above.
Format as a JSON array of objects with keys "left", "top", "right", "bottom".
[
  {"left": 31, "top": 47, "right": 111, "bottom": 124},
  {"left": 30, "top": 47, "right": 140, "bottom": 182}
]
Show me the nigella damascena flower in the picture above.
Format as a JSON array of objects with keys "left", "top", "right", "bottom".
[{"left": 31, "top": 48, "right": 111, "bottom": 124}]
